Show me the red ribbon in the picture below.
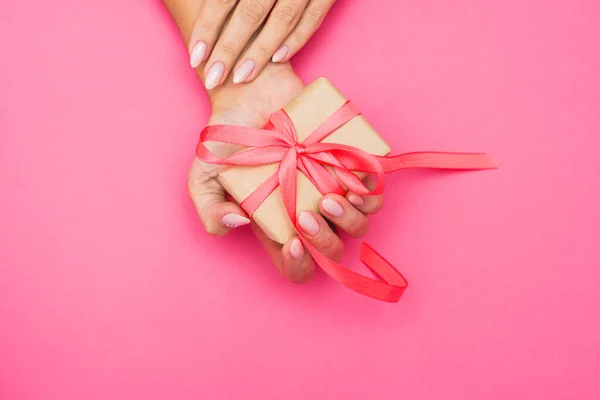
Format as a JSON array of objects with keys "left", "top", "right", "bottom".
[{"left": 197, "top": 101, "right": 497, "bottom": 302}]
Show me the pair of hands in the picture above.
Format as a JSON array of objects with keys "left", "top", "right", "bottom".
[
  {"left": 188, "top": 0, "right": 337, "bottom": 89},
  {"left": 190, "top": 64, "right": 385, "bottom": 283},
  {"left": 164, "top": 0, "right": 383, "bottom": 282}
]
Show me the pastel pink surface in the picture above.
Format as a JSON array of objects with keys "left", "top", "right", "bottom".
[{"left": 1, "top": 0, "right": 599, "bottom": 399}]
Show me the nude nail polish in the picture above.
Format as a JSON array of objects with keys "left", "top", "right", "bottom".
[
  {"left": 233, "top": 59, "right": 255, "bottom": 84},
  {"left": 290, "top": 239, "right": 304, "bottom": 260},
  {"left": 205, "top": 62, "right": 224, "bottom": 90},
  {"left": 221, "top": 213, "right": 250, "bottom": 228},
  {"left": 298, "top": 212, "right": 319, "bottom": 236},
  {"left": 348, "top": 194, "right": 364, "bottom": 206},
  {"left": 272, "top": 46, "right": 289, "bottom": 63},
  {"left": 190, "top": 41, "right": 207, "bottom": 68},
  {"left": 322, "top": 198, "right": 344, "bottom": 218}
]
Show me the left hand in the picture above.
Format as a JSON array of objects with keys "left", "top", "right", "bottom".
[{"left": 188, "top": 0, "right": 337, "bottom": 89}]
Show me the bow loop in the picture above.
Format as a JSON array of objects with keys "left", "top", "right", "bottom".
[{"left": 268, "top": 109, "right": 298, "bottom": 144}]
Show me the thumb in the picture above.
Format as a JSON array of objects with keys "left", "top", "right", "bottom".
[{"left": 188, "top": 157, "right": 250, "bottom": 236}]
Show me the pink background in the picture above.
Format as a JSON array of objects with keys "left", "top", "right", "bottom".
[{"left": 1, "top": 0, "right": 599, "bottom": 399}]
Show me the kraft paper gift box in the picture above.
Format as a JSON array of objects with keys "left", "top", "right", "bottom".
[{"left": 218, "top": 78, "right": 391, "bottom": 244}]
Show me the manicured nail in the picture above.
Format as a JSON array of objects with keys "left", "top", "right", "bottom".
[
  {"left": 272, "top": 46, "right": 289, "bottom": 63},
  {"left": 289, "top": 239, "right": 304, "bottom": 260},
  {"left": 205, "top": 62, "right": 224, "bottom": 90},
  {"left": 348, "top": 194, "right": 364, "bottom": 206},
  {"left": 322, "top": 198, "right": 344, "bottom": 218},
  {"left": 233, "top": 59, "right": 255, "bottom": 84},
  {"left": 190, "top": 41, "right": 207, "bottom": 68},
  {"left": 298, "top": 212, "right": 319, "bottom": 236},
  {"left": 221, "top": 213, "right": 251, "bottom": 228}
]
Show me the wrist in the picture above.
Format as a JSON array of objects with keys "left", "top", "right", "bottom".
[{"left": 208, "top": 63, "right": 305, "bottom": 128}]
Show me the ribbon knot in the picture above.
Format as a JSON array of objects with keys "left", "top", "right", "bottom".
[
  {"left": 196, "top": 101, "right": 497, "bottom": 302},
  {"left": 294, "top": 144, "right": 306, "bottom": 155}
]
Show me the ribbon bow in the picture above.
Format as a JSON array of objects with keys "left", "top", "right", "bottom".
[{"left": 197, "top": 101, "right": 496, "bottom": 302}]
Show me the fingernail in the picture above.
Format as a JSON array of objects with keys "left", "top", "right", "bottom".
[
  {"left": 221, "top": 213, "right": 251, "bottom": 228},
  {"left": 348, "top": 194, "right": 364, "bottom": 206},
  {"left": 205, "top": 62, "right": 224, "bottom": 90},
  {"left": 298, "top": 212, "right": 319, "bottom": 236},
  {"left": 272, "top": 46, "right": 289, "bottom": 63},
  {"left": 322, "top": 198, "right": 344, "bottom": 218},
  {"left": 289, "top": 239, "right": 304, "bottom": 260},
  {"left": 233, "top": 59, "right": 255, "bottom": 84},
  {"left": 190, "top": 41, "right": 207, "bottom": 68}
]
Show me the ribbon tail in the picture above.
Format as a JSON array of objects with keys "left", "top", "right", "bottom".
[
  {"left": 360, "top": 243, "right": 407, "bottom": 289},
  {"left": 377, "top": 152, "right": 498, "bottom": 172},
  {"left": 300, "top": 236, "right": 407, "bottom": 302}
]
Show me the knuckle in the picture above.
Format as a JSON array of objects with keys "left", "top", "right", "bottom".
[
  {"left": 203, "top": 223, "right": 220, "bottom": 236},
  {"left": 239, "top": 0, "right": 265, "bottom": 24},
  {"left": 345, "top": 214, "right": 363, "bottom": 234},
  {"left": 317, "top": 235, "right": 344, "bottom": 261},
  {"left": 292, "top": 29, "right": 307, "bottom": 44},
  {"left": 187, "top": 178, "right": 204, "bottom": 200},
  {"left": 275, "top": 4, "right": 298, "bottom": 26},
  {"left": 332, "top": 240, "right": 344, "bottom": 261},
  {"left": 216, "top": 41, "right": 239, "bottom": 58},
  {"left": 349, "top": 218, "right": 369, "bottom": 238},
  {"left": 288, "top": 264, "right": 314, "bottom": 284},
  {"left": 198, "top": 22, "right": 218, "bottom": 37},
  {"left": 204, "top": 223, "right": 225, "bottom": 236},
  {"left": 306, "top": 4, "right": 327, "bottom": 24},
  {"left": 367, "top": 197, "right": 384, "bottom": 214},
  {"left": 199, "top": 210, "right": 222, "bottom": 236},
  {"left": 253, "top": 43, "right": 272, "bottom": 60},
  {"left": 187, "top": 171, "right": 217, "bottom": 195},
  {"left": 199, "top": 206, "right": 226, "bottom": 236}
]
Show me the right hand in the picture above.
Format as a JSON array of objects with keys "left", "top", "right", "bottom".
[{"left": 188, "top": 0, "right": 338, "bottom": 89}]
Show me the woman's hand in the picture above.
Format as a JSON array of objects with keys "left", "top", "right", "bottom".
[{"left": 188, "top": 0, "right": 337, "bottom": 89}]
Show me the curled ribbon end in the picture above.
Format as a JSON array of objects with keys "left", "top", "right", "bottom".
[
  {"left": 360, "top": 243, "right": 408, "bottom": 289},
  {"left": 487, "top": 157, "right": 500, "bottom": 169},
  {"left": 470, "top": 154, "right": 499, "bottom": 170}
]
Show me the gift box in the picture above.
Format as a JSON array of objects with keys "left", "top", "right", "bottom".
[
  {"left": 217, "top": 78, "right": 390, "bottom": 244},
  {"left": 198, "top": 77, "right": 496, "bottom": 302}
]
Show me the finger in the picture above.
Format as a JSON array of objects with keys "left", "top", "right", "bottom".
[
  {"left": 188, "top": 0, "right": 238, "bottom": 69},
  {"left": 346, "top": 175, "right": 384, "bottom": 215},
  {"left": 204, "top": 0, "right": 276, "bottom": 90},
  {"left": 251, "top": 223, "right": 315, "bottom": 283},
  {"left": 319, "top": 194, "right": 369, "bottom": 238},
  {"left": 272, "top": 0, "right": 337, "bottom": 63},
  {"left": 232, "top": 0, "right": 309, "bottom": 84},
  {"left": 297, "top": 211, "right": 344, "bottom": 262},
  {"left": 188, "top": 157, "right": 250, "bottom": 236}
]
